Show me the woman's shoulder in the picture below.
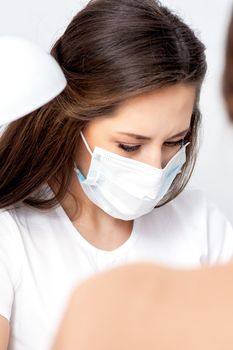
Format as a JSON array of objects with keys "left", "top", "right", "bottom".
[
  {"left": 142, "top": 187, "right": 233, "bottom": 265},
  {"left": 146, "top": 187, "right": 233, "bottom": 230},
  {"left": 0, "top": 207, "right": 20, "bottom": 234},
  {"left": 0, "top": 208, "right": 23, "bottom": 292},
  {"left": 166, "top": 187, "right": 211, "bottom": 210},
  {"left": 146, "top": 187, "right": 213, "bottom": 221},
  {"left": 158, "top": 186, "right": 227, "bottom": 214},
  {"left": 0, "top": 207, "right": 24, "bottom": 254},
  {"left": 162, "top": 187, "right": 232, "bottom": 227}
]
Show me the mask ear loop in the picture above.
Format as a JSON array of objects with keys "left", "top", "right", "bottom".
[
  {"left": 73, "top": 131, "right": 93, "bottom": 174},
  {"left": 180, "top": 140, "right": 190, "bottom": 149},
  {"left": 177, "top": 141, "right": 190, "bottom": 154},
  {"left": 177, "top": 141, "right": 190, "bottom": 174},
  {"left": 80, "top": 131, "right": 93, "bottom": 156}
]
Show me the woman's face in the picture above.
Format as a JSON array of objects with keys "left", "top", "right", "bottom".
[{"left": 76, "top": 84, "right": 196, "bottom": 176}]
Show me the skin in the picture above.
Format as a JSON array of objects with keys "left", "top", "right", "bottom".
[
  {"left": 51, "top": 262, "right": 233, "bottom": 350},
  {"left": 60, "top": 83, "right": 196, "bottom": 251},
  {"left": 0, "top": 316, "right": 9, "bottom": 350}
]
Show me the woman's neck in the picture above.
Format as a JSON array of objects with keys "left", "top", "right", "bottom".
[{"left": 50, "top": 175, "right": 134, "bottom": 251}]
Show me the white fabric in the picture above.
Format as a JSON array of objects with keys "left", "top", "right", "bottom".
[{"left": 0, "top": 186, "right": 233, "bottom": 350}]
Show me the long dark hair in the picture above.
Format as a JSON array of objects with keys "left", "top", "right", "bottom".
[
  {"left": 0, "top": 0, "right": 207, "bottom": 217},
  {"left": 223, "top": 8, "right": 233, "bottom": 121}
]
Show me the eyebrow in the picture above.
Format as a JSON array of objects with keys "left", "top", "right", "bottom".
[{"left": 117, "top": 128, "right": 190, "bottom": 141}]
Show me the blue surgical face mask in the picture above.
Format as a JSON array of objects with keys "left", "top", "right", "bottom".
[{"left": 74, "top": 132, "right": 190, "bottom": 221}]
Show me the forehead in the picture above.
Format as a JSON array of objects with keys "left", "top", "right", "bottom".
[
  {"left": 87, "top": 84, "right": 197, "bottom": 139},
  {"left": 114, "top": 84, "right": 196, "bottom": 121}
]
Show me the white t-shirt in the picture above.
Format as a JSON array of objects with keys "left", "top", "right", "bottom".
[{"left": 1, "top": 187, "right": 233, "bottom": 350}]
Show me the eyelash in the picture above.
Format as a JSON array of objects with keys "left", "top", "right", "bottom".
[
  {"left": 118, "top": 139, "right": 187, "bottom": 153},
  {"left": 118, "top": 144, "right": 141, "bottom": 152}
]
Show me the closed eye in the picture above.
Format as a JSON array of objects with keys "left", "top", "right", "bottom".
[
  {"left": 118, "top": 144, "right": 141, "bottom": 152},
  {"left": 164, "top": 138, "right": 187, "bottom": 147}
]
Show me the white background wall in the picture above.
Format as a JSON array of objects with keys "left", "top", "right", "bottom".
[{"left": 1, "top": 0, "right": 233, "bottom": 222}]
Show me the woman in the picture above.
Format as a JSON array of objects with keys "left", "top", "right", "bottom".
[
  {"left": 51, "top": 7, "right": 233, "bottom": 350},
  {"left": 0, "top": 0, "right": 233, "bottom": 349}
]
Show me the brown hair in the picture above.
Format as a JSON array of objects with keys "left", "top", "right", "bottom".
[
  {"left": 223, "top": 9, "right": 233, "bottom": 121},
  {"left": 0, "top": 0, "right": 207, "bottom": 216}
]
